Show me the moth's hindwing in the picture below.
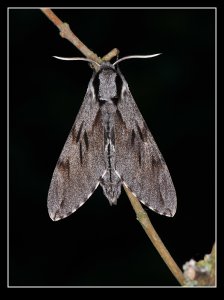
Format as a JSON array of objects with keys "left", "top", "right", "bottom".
[
  {"left": 47, "top": 76, "right": 105, "bottom": 221},
  {"left": 115, "top": 70, "right": 177, "bottom": 217}
]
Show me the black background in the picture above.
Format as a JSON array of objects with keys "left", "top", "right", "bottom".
[{"left": 9, "top": 8, "right": 215, "bottom": 286}]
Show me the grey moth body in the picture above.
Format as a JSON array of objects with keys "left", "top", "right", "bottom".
[{"left": 48, "top": 61, "right": 177, "bottom": 221}]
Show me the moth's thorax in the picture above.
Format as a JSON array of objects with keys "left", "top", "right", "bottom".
[
  {"left": 93, "top": 64, "right": 122, "bottom": 104},
  {"left": 99, "top": 71, "right": 117, "bottom": 100}
]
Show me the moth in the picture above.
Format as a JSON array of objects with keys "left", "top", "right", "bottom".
[{"left": 47, "top": 54, "right": 177, "bottom": 221}]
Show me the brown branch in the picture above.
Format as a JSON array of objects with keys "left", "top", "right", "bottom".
[
  {"left": 41, "top": 8, "right": 184, "bottom": 286},
  {"left": 102, "top": 48, "right": 120, "bottom": 62},
  {"left": 40, "top": 8, "right": 119, "bottom": 69},
  {"left": 41, "top": 8, "right": 101, "bottom": 66},
  {"left": 124, "top": 186, "right": 185, "bottom": 286}
]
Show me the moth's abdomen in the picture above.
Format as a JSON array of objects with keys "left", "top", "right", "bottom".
[
  {"left": 99, "top": 101, "right": 122, "bottom": 205},
  {"left": 100, "top": 174, "right": 121, "bottom": 205}
]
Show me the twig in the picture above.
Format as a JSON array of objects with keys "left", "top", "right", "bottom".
[
  {"left": 124, "top": 186, "right": 185, "bottom": 286},
  {"left": 40, "top": 8, "right": 119, "bottom": 70},
  {"left": 41, "top": 8, "right": 101, "bottom": 66},
  {"left": 41, "top": 8, "right": 184, "bottom": 285},
  {"left": 102, "top": 48, "right": 120, "bottom": 62}
]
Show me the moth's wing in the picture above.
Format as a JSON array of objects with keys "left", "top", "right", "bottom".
[
  {"left": 47, "top": 77, "right": 105, "bottom": 221},
  {"left": 115, "top": 72, "right": 177, "bottom": 217}
]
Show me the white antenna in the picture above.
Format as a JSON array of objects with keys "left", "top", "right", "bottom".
[
  {"left": 113, "top": 53, "right": 162, "bottom": 66},
  {"left": 53, "top": 53, "right": 162, "bottom": 68},
  {"left": 53, "top": 56, "right": 100, "bottom": 67}
]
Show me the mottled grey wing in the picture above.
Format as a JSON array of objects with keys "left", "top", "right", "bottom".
[
  {"left": 115, "top": 72, "right": 177, "bottom": 217},
  {"left": 48, "top": 77, "right": 105, "bottom": 221}
]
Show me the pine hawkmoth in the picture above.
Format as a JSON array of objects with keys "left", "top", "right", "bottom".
[{"left": 47, "top": 54, "right": 177, "bottom": 221}]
